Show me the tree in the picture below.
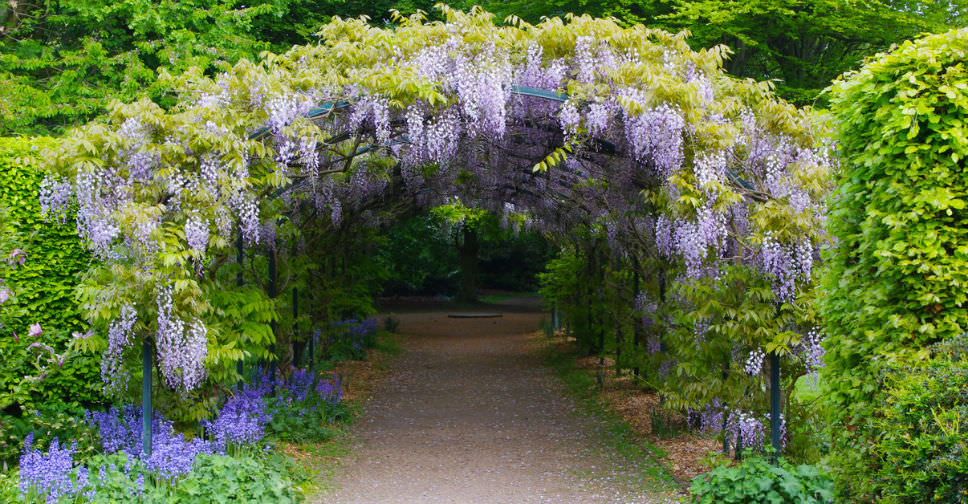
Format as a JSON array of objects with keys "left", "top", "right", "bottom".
[
  {"left": 483, "top": 0, "right": 967, "bottom": 104},
  {"left": 0, "top": 0, "right": 341, "bottom": 135},
  {"left": 662, "top": 0, "right": 966, "bottom": 104}
]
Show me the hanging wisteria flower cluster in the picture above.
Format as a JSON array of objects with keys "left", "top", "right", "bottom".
[
  {"left": 155, "top": 286, "right": 207, "bottom": 391},
  {"left": 42, "top": 4, "right": 832, "bottom": 428}
]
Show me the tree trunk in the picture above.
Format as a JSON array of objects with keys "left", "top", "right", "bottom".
[{"left": 458, "top": 226, "right": 479, "bottom": 302}]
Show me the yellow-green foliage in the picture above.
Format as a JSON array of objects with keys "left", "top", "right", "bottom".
[
  {"left": 822, "top": 28, "right": 968, "bottom": 500},
  {"left": 0, "top": 137, "right": 101, "bottom": 409}
]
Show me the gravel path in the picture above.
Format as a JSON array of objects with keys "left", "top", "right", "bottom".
[{"left": 319, "top": 306, "right": 668, "bottom": 504}]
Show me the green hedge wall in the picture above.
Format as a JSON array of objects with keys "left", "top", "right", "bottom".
[
  {"left": 0, "top": 137, "right": 102, "bottom": 411},
  {"left": 822, "top": 29, "right": 968, "bottom": 500}
]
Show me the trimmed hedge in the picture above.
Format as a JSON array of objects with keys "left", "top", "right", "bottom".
[
  {"left": 0, "top": 137, "right": 102, "bottom": 410},
  {"left": 822, "top": 29, "right": 968, "bottom": 500},
  {"left": 874, "top": 352, "right": 968, "bottom": 503}
]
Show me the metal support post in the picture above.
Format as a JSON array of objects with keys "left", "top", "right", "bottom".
[
  {"left": 142, "top": 340, "right": 152, "bottom": 457},
  {"left": 770, "top": 351, "right": 782, "bottom": 459}
]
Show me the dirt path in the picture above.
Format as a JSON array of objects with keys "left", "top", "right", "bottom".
[{"left": 318, "top": 305, "right": 669, "bottom": 503}]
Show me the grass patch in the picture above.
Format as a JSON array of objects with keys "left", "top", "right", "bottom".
[
  {"left": 539, "top": 339, "right": 679, "bottom": 492},
  {"left": 286, "top": 428, "right": 354, "bottom": 495},
  {"left": 479, "top": 291, "right": 535, "bottom": 304},
  {"left": 375, "top": 330, "right": 403, "bottom": 358},
  {"left": 297, "top": 330, "right": 402, "bottom": 499}
]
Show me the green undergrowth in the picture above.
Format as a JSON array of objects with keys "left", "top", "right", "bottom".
[
  {"left": 288, "top": 425, "right": 354, "bottom": 496},
  {"left": 479, "top": 291, "right": 536, "bottom": 304},
  {"left": 299, "top": 330, "right": 402, "bottom": 499},
  {"left": 538, "top": 334, "right": 678, "bottom": 492}
]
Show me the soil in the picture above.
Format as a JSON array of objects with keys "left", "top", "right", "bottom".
[
  {"left": 570, "top": 352, "right": 721, "bottom": 484},
  {"left": 316, "top": 299, "right": 677, "bottom": 504}
]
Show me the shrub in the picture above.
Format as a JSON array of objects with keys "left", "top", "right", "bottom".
[
  {"left": 164, "top": 454, "right": 304, "bottom": 503},
  {"left": 263, "top": 369, "right": 347, "bottom": 443},
  {"left": 0, "top": 470, "right": 20, "bottom": 503},
  {"left": 0, "top": 137, "right": 101, "bottom": 412},
  {"left": 322, "top": 318, "right": 378, "bottom": 362},
  {"left": 822, "top": 28, "right": 968, "bottom": 499},
  {"left": 689, "top": 456, "right": 834, "bottom": 504},
  {"left": 0, "top": 403, "right": 100, "bottom": 468},
  {"left": 872, "top": 347, "right": 968, "bottom": 503},
  {"left": 78, "top": 452, "right": 304, "bottom": 503}
]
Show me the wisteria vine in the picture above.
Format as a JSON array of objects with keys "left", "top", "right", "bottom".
[{"left": 40, "top": 7, "right": 832, "bottom": 455}]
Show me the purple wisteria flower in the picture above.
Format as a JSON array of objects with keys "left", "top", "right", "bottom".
[
  {"left": 726, "top": 410, "right": 766, "bottom": 452},
  {"left": 759, "top": 232, "right": 813, "bottom": 303},
  {"left": 38, "top": 175, "right": 74, "bottom": 224},
  {"left": 745, "top": 348, "right": 766, "bottom": 376},
  {"left": 798, "top": 328, "right": 826, "bottom": 388},
  {"left": 102, "top": 304, "right": 137, "bottom": 393},
  {"left": 700, "top": 399, "right": 725, "bottom": 435},
  {"left": 184, "top": 215, "right": 209, "bottom": 255},
  {"left": 155, "top": 287, "right": 208, "bottom": 391}
]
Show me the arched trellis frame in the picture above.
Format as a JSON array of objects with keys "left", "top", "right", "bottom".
[{"left": 41, "top": 6, "right": 832, "bottom": 460}]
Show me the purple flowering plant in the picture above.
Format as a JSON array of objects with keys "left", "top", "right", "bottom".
[
  {"left": 249, "top": 366, "right": 346, "bottom": 444},
  {"left": 28, "top": 6, "right": 836, "bottom": 465},
  {"left": 18, "top": 434, "right": 90, "bottom": 504},
  {"left": 323, "top": 317, "right": 379, "bottom": 362}
]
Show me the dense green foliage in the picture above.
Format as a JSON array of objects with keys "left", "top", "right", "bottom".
[
  {"left": 161, "top": 454, "right": 304, "bottom": 503},
  {"left": 0, "top": 0, "right": 487, "bottom": 136},
  {"left": 0, "top": 403, "right": 100, "bottom": 469},
  {"left": 69, "top": 452, "right": 305, "bottom": 504},
  {"left": 0, "top": 470, "right": 18, "bottom": 501},
  {"left": 662, "top": 0, "right": 963, "bottom": 104},
  {"left": 822, "top": 27, "right": 968, "bottom": 500},
  {"left": 3, "top": 1, "right": 962, "bottom": 134},
  {"left": 483, "top": 0, "right": 965, "bottom": 104},
  {"left": 379, "top": 212, "right": 551, "bottom": 297},
  {"left": 871, "top": 338, "right": 968, "bottom": 503},
  {"left": 378, "top": 215, "right": 460, "bottom": 295},
  {"left": 0, "top": 138, "right": 101, "bottom": 413},
  {"left": 0, "top": 0, "right": 335, "bottom": 134},
  {"left": 689, "top": 455, "right": 834, "bottom": 504}
]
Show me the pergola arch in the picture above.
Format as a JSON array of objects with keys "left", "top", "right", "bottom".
[{"left": 41, "top": 6, "right": 831, "bottom": 455}]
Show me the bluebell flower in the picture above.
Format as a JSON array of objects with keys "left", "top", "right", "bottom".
[{"left": 19, "top": 434, "right": 85, "bottom": 503}]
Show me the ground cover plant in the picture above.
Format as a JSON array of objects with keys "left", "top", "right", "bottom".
[
  {"left": 689, "top": 455, "right": 834, "bottom": 504},
  {"left": 11, "top": 366, "right": 345, "bottom": 503}
]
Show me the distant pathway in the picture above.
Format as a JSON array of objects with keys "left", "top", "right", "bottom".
[{"left": 318, "top": 302, "right": 667, "bottom": 504}]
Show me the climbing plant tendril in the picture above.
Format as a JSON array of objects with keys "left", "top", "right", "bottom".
[{"left": 41, "top": 6, "right": 833, "bottom": 455}]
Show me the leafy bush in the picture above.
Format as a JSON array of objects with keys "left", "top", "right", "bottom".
[
  {"left": 263, "top": 370, "right": 347, "bottom": 443},
  {"left": 0, "top": 470, "right": 19, "bottom": 502},
  {"left": 76, "top": 452, "right": 304, "bottom": 504},
  {"left": 822, "top": 28, "right": 968, "bottom": 499},
  {"left": 14, "top": 403, "right": 313, "bottom": 503},
  {"left": 0, "top": 403, "right": 100, "bottom": 468},
  {"left": 872, "top": 351, "right": 968, "bottom": 503},
  {"left": 164, "top": 454, "right": 304, "bottom": 503},
  {"left": 690, "top": 456, "right": 834, "bottom": 504},
  {"left": 0, "top": 138, "right": 101, "bottom": 412},
  {"left": 321, "top": 318, "right": 379, "bottom": 362}
]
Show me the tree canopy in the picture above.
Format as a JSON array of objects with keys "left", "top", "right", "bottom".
[{"left": 2, "top": 0, "right": 963, "bottom": 135}]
